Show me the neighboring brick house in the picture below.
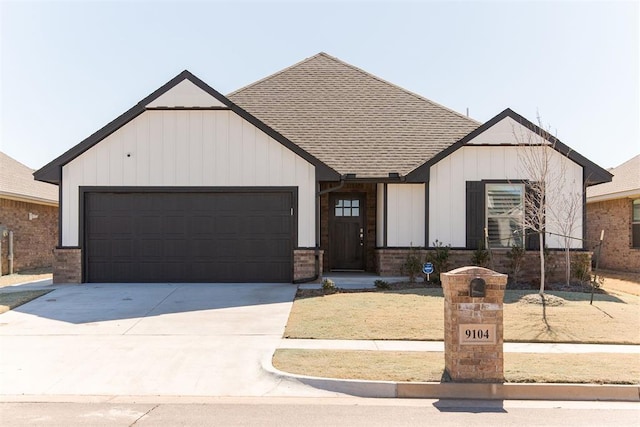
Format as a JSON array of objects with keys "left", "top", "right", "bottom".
[
  {"left": 34, "top": 53, "right": 611, "bottom": 284},
  {"left": 0, "top": 151, "right": 58, "bottom": 275},
  {"left": 586, "top": 155, "right": 640, "bottom": 273}
]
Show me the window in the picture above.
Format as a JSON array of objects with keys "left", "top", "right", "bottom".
[
  {"left": 486, "top": 184, "right": 525, "bottom": 248},
  {"left": 633, "top": 199, "right": 640, "bottom": 249},
  {"left": 334, "top": 199, "right": 360, "bottom": 217}
]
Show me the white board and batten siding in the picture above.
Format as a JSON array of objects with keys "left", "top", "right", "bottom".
[
  {"left": 430, "top": 137, "right": 584, "bottom": 249},
  {"left": 386, "top": 183, "right": 426, "bottom": 247},
  {"left": 61, "top": 81, "right": 316, "bottom": 247}
]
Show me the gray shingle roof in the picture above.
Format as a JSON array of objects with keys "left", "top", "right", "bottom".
[
  {"left": 587, "top": 154, "right": 640, "bottom": 201},
  {"left": 0, "top": 152, "right": 58, "bottom": 204},
  {"left": 228, "top": 52, "right": 480, "bottom": 178}
]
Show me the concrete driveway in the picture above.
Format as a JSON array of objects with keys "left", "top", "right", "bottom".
[{"left": 0, "top": 283, "right": 332, "bottom": 398}]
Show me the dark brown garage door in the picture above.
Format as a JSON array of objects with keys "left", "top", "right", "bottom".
[{"left": 84, "top": 190, "right": 294, "bottom": 283}]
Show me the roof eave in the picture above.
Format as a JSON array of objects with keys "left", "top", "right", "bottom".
[
  {"left": 587, "top": 189, "right": 640, "bottom": 203},
  {"left": 34, "top": 70, "right": 340, "bottom": 184},
  {"left": 0, "top": 192, "right": 58, "bottom": 207},
  {"left": 405, "top": 108, "right": 614, "bottom": 186}
]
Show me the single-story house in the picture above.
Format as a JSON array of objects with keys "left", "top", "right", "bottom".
[
  {"left": 586, "top": 155, "right": 640, "bottom": 273},
  {"left": 0, "top": 151, "right": 58, "bottom": 275},
  {"left": 34, "top": 53, "right": 612, "bottom": 284}
]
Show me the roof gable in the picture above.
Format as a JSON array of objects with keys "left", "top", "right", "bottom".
[
  {"left": 406, "top": 108, "right": 613, "bottom": 186},
  {"left": 587, "top": 154, "right": 640, "bottom": 201},
  {"left": 0, "top": 152, "right": 58, "bottom": 205},
  {"left": 34, "top": 70, "right": 339, "bottom": 184},
  {"left": 228, "top": 52, "right": 480, "bottom": 178},
  {"left": 146, "top": 79, "right": 227, "bottom": 108}
]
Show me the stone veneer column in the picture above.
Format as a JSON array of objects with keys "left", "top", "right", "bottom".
[
  {"left": 442, "top": 266, "right": 507, "bottom": 383},
  {"left": 53, "top": 247, "right": 82, "bottom": 284},
  {"left": 293, "top": 249, "right": 323, "bottom": 282}
]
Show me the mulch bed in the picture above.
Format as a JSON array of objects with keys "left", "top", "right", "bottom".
[{"left": 297, "top": 280, "right": 604, "bottom": 298}]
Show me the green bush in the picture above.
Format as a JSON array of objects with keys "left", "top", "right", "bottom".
[
  {"left": 401, "top": 247, "right": 423, "bottom": 283},
  {"left": 374, "top": 279, "right": 391, "bottom": 289},
  {"left": 506, "top": 245, "right": 525, "bottom": 285},
  {"left": 321, "top": 278, "right": 336, "bottom": 292},
  {"left": 425, "top": 240, "right": 450, "bottom": 285},
  {"left": 471, "top": 241, "right": 490, "bottom": 267}
]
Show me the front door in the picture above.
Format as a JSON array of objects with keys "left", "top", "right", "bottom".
[{"left": 329, "top": 193, "right": 365, "bottom": 270}]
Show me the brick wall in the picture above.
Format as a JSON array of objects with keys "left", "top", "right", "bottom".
[
  {"left": 587, "top": 198, "right": 640, "bottom": 273},
  {"left": 293, "top": 249, "right": 324, "bottom": 282},
  {"left": 442, "top": 267, "right": 507, "bottom": 383},
  {"left": 376, "top": 247, "right": 591, "bottom": 285},
  {"left": 320, "top": 183, "right": 376, "bottom": 272},
  {"left": 0, "top": 198, "right": 58, "bottom": 274},
  {"left": 53, "top": 247, "right": 82, "bottom": 284}
]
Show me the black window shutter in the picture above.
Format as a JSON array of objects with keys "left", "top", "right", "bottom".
[
  {"left": 525, "top": 182, "right": 542, "bottom": 250},
  {"left": 466, "top": 181, "right": 485, "bottom": 249}
]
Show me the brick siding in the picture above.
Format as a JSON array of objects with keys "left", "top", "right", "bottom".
[
  {"left": 376, "top": 247, "right": 591, "bottom": 286},
  {"left": 442, "top": 267, "right": 507, "bottom": 383},
  {"left": 587, "top": 198, "right": 640, "bottom": 273},
  {"left": 0, "top": 198, "right": 57, "bottom": 274},
  {"left": 293, "top": 249, "right": 324, "bottom": 282},
  {"left": 53, "top": 247, "right": 82, "bottom": 284}
]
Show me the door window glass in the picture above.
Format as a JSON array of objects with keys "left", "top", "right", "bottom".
[{"left": 335, "top": 199, "right": 361, "bottom": 217}]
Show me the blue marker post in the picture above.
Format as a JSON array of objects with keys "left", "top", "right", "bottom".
[{"left": 423, "top": 262, "right": 434, "bottom": 282}]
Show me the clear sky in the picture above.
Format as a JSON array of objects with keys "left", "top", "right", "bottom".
[{"left": 1, "top": 0, "right": 638, "bottom": 171}]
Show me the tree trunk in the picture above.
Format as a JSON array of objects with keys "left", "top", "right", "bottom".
[
  {"left": 565, "top": 245, "right": 571, "bottom": 286},
  {"left": 538, "top": 232, "right": 545, "bottom": 296}
]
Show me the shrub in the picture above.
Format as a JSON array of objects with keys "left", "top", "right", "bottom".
[
  {"left": 571, "top": 253, "right": 591, "bottom": 285},
  {"left": 506, "top": 245, "right": 525, "bottom": 285},
  {"left": 471, "top": 242, "right": 490, "bottom": 267},
  {"left": 321, "top": 278, "right": 336, "bottom": 292},
  {"left": 402, "top": 247, "right": 423, "bottom": 283},
  {"left": 374, "top": 279, "right": 390, "bottom": 289},
  {"left": 425, "top": 240, "right": 450, "bottom": 285}
]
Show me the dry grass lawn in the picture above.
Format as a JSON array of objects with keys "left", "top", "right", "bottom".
[
  {"left": 273, "top": 349, "right": 640, "bottom": 384},
  {"left": 0, "top": 290, "right": 51, "bottom": 314},
  {"left": 0, "top": 267, "right": 53, "bottom": 288},
  {"left": 285, "top": 289, "right": 640, "bottom": 344}
]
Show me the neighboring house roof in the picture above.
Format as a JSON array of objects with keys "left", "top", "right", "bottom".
[
  {"left": 587, "top": 154, "right": 640, "bottom": 202},
  {"left": 228, "top": 52, "right": 480, "bottom": 178},
  {"left": 407, "top": 108, "right": 613, "bottom": 186},
  {"left": 0, "top": 151, "right": 58, "bottom": 205},
  {"left": 34, "top": 70, "right": 340, "bottom": 185}
]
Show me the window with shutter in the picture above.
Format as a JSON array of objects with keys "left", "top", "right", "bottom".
[{"left": 486, "top": 184, "right": 525, "bottom": 248}]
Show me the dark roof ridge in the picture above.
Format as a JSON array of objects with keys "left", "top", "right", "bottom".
[
  {"left": 313, "top": 52, "right": 481, "bottom": 127},
  {"left": 227, "top": 53, "right": 327, "bottom": 97},
  {"left": 229, "top": 52, "right": 481, "bottom": 127}
]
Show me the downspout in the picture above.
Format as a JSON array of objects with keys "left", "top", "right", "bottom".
[
  {"left": 292, "top": 176, "right": 346, "bottom": 284},
  {"left": 8, "top": 231, "right": 14, "bottom": 275}
]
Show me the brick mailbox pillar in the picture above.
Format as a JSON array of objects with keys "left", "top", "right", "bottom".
[{"left": 442, "top": 266, "right": 507, "bottom": 383}]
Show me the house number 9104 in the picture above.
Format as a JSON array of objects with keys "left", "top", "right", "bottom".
[
  {"left": 459, "top": 324, "right": 497, "bottom": 345},
  {"left": 465, "top": 329, "right": 489, "bottom": 340}
]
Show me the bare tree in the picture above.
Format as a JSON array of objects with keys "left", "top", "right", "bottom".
[
  {"left": 549, "top": 181, "right": 583, "bottom": 286},
  {"left": 514, "top": 113, "right": 579, "bottom": 295}
]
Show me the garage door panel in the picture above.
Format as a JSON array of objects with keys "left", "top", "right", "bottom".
[
  {"left": 85, "top": 191, "right": 293, "bottom": 283},
  {"left": 136, "top": 239, "right": 163, "bottom": 258}
]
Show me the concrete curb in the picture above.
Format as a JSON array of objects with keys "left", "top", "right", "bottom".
[{"left": 263, "top": 359, "right": 640, "bottom": 401}]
